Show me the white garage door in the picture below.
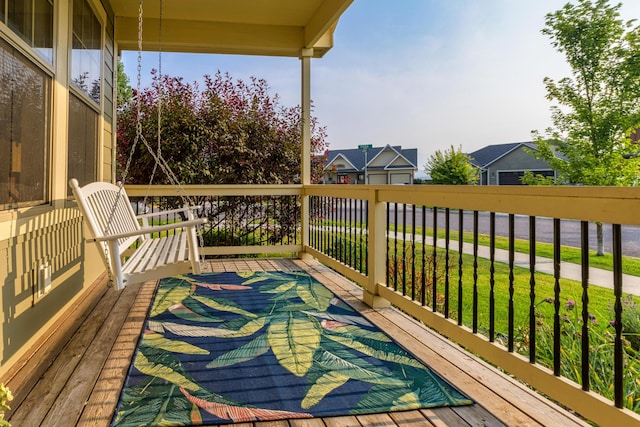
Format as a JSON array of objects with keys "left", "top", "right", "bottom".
[
  {"left": 390, "top": 173, "right": 410, "bottom": 184},
  {"left": 367, "top": 174, "right": 387, "bottom": 184}
]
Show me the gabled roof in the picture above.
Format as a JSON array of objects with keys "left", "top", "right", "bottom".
[
  {"left": 325, "top": 153, "right": 358, "bottom": 172},
  {"left": 325, "top": 145, "right": 418, "bottom": 171},
  {"left": 468, "top": 142, "right": 538, "bottom": 169}
]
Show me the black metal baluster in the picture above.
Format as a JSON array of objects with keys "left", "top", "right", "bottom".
[
  {"left": 444, "top": 208, "right": 450, "bottom": 318},
  {"left": 359, "top": 198, "right": 364, "bottom": 273},
  {"left": 278, "top": 196, "right": 283, "bottom": 245},
  {"left": 386, "top": 202, "right": 390, "bottom": 286},
  {"left": 421, "top": 206, "right": 427, "bottom": 306},
  {"left": 553, "top": 218, "right": 561, "bottom": 376},
  {"left": 529, "top": 216, "right": 537, "bottom": 363},
  {"left": 580, "top": 220, "right": 589, "bottom": 391},
  {"left": 432, "top": 206, "right": 438, "bottom": 312},
  {"left": 332, "top": 197, "right": 337, "bottom": 261},
  {"left": 349, "top": 198, "right": 353, "bottom": 267},
  {"left": 274, "top": 196, "right": 279, "bottom": 246},
  {"left": 402, "top": 204, "right": 407, "bottom": 296},
  {"left": 458, "top": 209, "right": 464, "bottom": 325},
  {"left": 362, "top": 200, "right": 370, "bottom": 274},
  {"left": 508, "top": 213, "right": 515, "bottom": 352},
  {"left": 612, "top": 223, "right": 624, "bottom": 408},
  {"left": 309, "top": 196, "right": 313, "bottom": 248},
  {"left": 231, "top": 197, "right": 235, "bottom": 246},
  {"left": 294, "top": 195, "right": 298, "bottom": 246},
  {"left": 471, "top": 211, "right": 479, "bottom": 333},
  {"left": 325, "top": 196, "right": 330, "bottom": 254},
  {"left": 262, "top": 196, "right": 268, "bottom": 246},
  {"left": 339, "top": 198, "right": 344, "bottom": 263},
  {"left": 313, "top": 196, "right": 317, "bottom": 249},
  {"left": 489, "top": 211, "right": 496, "bottom": 342},
  {"left": 216, "top": 196, "right": 221, "bottom": 244},
  {"left": 364, "top": 200, "right": 368, "bottom": 275},
  {"left": 394, "top": 203, "right": 398, "bottom": 291},
  {"left": 412, "top": 204, "right": 416, "bottom": 300},
  {"left": 322, "top": 197, "right": 327, "bottom": 253}
]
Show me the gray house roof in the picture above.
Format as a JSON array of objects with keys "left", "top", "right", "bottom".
[
  {"left": 467, "top": 142, "right": 538, "bottom": 169},
  {"left": 326, "top": 145, "right": 418, "bottom": 172}
]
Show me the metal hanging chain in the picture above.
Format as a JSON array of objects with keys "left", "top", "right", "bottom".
[
  {"left": 103, "top": 0, "right": 205, "bottom": 263},
  {"left": 103, "top": 0, "right": 145, "bottom": 237},
  {"left": 111, "top": 0, "right": 191, "bottom": 214},
  {"left": 144, "top": 0, "right": 163, "bottom": 204}
]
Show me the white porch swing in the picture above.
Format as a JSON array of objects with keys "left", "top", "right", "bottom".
[{"left": 70, "top": 0, "right": 207, "bottom": 290}]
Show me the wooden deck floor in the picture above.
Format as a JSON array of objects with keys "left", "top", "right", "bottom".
[{"left": 6, "top": 258, "right": 592, "bottom": 427}]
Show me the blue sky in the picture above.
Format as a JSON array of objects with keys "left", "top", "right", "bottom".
[{"left": 121, "top": 1, "right": 640, "bottom": 175}]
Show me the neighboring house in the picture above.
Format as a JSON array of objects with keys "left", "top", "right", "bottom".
[
  {"left": 468, "top": 142, "right": 556, "bottom": 185},
  {"left": 324, "top": 145, "right": 418, "bottom": 184}
]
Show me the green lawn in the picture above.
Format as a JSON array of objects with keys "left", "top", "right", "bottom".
[
  {"left": 320, "top": 220, "right": 640, "bottom": 276},
  {"left": 386, "top": 243, "right": 630, "bottom": 338}
]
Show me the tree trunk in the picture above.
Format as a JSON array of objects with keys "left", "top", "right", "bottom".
[{"left": 596, "top": 222, "right": 604, "bottom": 256}]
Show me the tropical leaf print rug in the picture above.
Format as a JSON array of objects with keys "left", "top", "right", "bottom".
[{"left": 112, "top": 271, "right": 472, "bottom": 426}]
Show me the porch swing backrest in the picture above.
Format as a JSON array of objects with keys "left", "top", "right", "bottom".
[
  {"left": 70, "top": 178, "right": 207, "bottom": 290},
  {"left": 72, "top": 179, "right": 146, "bottom": 249}
]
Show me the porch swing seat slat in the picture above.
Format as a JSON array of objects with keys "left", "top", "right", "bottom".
[{"left": 70, "top": 179, "right": 208, "bottom": 290}]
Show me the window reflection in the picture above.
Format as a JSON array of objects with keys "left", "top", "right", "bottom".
[
  {"left": 67, "top": 93, "right": 98, "bottom": 192},
  {"left": 3, "top": 0, "right": 53, "bottom": 63},
  {"left": 71, "top": 0, "right": 101, "bottom": 103}
]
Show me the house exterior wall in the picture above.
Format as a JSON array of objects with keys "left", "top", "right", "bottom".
[
  {"left": 0, "top": 0, "right": 115, "bottom": 378},
  {"left": 485, "top": 146, "right": 553, "bottom": 185},
  {"left": 369, "top": 151, "right": 397, "bottom": 167}
]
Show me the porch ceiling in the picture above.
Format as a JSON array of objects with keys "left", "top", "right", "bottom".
[{"left": 111, "top": 0, "right": 354, "bottom": 57}]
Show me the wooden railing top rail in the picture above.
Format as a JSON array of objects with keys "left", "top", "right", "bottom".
[
  {"left": 305, "top": 184, "right": 640, "bottom": 226},
  {"left": 124, "top": 184, "right": 302, "bottom": 197},
  {"left": 124, "top": 182, "right": 640, "bottom": 225}
]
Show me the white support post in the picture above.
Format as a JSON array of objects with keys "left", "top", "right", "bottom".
[{"left": 300, "top": 48, "right": 313, "bottom": 257}]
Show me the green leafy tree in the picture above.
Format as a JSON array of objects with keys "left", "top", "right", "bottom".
[
  {"left": 117, "top": 70, "right": 327, "bottom": 185},
  {"left": 117, "top": 71, "right": 328, "bottom": 246},
  {"left": 526, "top": 0, "right": 640, "bottom": 255},
  {"left": 424, "top": 145, "right": 479, "bottom": 185},
  {"left": 116, "top": 61, "right": 133, "bottom": 108}
]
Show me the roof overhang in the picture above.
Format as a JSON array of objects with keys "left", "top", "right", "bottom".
[{"left": 111, "top": 0, "right": 354, "bottom": 58}]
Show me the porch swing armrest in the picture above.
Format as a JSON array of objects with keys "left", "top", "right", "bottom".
[
  {"left": 135, "top": 205, "right": 203, "bottom": 220},
  {"left": 87, "top": 218, "right": 208, "bottom": 242}
]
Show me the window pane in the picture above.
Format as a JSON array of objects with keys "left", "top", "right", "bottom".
[
  {"left": 34, "top": 0, "right": 54, "bottom": 62},
  {"left": 7, "top": 0, "right": 31, "bottom": 44},
  {"left": 67, "top": 93, "right": 98, "bottom": 194},
  {"left": 0, "top": 41, "right": 11, "bottom": 206},
  {"left": 72, "top": 0, "right": 101, "bottom": 103},
  {"left": 0, "top": 37, "right": 50, "bottom": 209},
  {"left": 6, "top": 0, "right": 53, "bottom": 63}
]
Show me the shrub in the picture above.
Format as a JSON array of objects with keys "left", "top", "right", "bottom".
[
  {"left": 0, "top": 384, "right": 13, "bottom": 427},
  {"left": 527, "top": 298, "right": 640, "bottom": 412}
]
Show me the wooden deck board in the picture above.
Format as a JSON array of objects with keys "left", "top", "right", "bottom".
[
  {"left": 3, "top": 273, "right": 109, "bottom": 415},
  {"left": 77, "top": 281, "right": 157, "bottom": 426},
  {"left": 8, "top": 280, "right": 119, "bottom": 426},
  {"left": 6, "top": 258, "right": 593, "bottom": 427}
]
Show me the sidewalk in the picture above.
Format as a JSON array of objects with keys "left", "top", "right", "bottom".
[{"left": 388, "top": 231, "right": 640, "bottom": 296}]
